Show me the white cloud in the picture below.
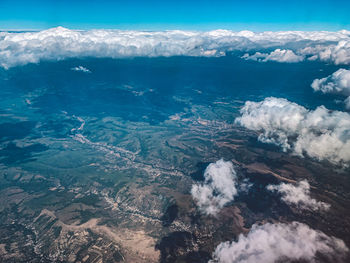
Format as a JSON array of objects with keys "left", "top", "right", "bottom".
[
  {"left": 267, "top": 180, "right": 330, "bottom": 211},
  {"left": 242, "top": 49, "right": 304, "bottom": 63},
  {"left": 312, "top": 68, "right": 350, "bottom": 95},
  {"left": 300, "top": 40, "right": 350, "bottom": 65},
  {"left": 312, "top": 68, "right": 350, "bottom": 109},
  {"left": 71, "top": 65, "right": 91, "bottom": 73},
  {"left": 235, "top": 97, "right": 350, "bottom": 166},
  {"left": 211, "top": 222, "right": 348, "bottom": 263},
  {"left": 1, "top": 27, "right": 350, "bottom": 68},
  {"left": 191, "top": 159, "right": 237, "bottom": 215},
  {"left": 238, "top": 178, "right": 252, "bottom": 193}
]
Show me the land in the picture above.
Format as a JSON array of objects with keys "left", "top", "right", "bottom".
[{"left": 0, "top": 58, "right": 349, "bottom": 262}]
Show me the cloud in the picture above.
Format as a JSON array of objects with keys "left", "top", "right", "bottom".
[
  {"left": 191, "top": 159, "right": 237, "bottom": 215},
  {"left": 267, "top": 180, "right": 330, "bottom": 211},
  {"left": 71, "top": 65, "right": 91, "bottom": 73},
  {"left": 238, "top": 178, "right": 252, "bottom": 193},
  {"left": 311, "top": 68, "right": 350, "bottom": 109},
  {"left": 211, "top": 222, "right": 348, "bottom": 263},
  {"left": 1, "top": 27, "right": 350, "bottom": 68},
  {"left": 235, "top": 97, "right": 350, "bottom": 166},
  {"left": 300, "top": 40, "right": 350, "bottom": 65},
  {"left": 242, "top": 49, "right": 304, "bottom": 63}
]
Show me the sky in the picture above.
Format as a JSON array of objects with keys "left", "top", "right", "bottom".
[{"left": 0, "top": 0, "right": 350, "bottom": 31}]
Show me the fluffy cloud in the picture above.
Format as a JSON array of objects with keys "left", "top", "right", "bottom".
[
  {"left": 1, "top": 27, "right": 350, "bottom": 68},
  {"left": 267, "top": 180, "right": 330, "bottom": 211},
  {"left": 242, "top": 49, "right": 304, "bottom": 63},
  {"left": 211, "top": 222, "right": 348, "bottom": 263},
  {"left": 311, "top": 68, "right": 350, "bottom": 109},
  {"left": 235, "top": 97, "right": 350, "bottom": 166},
  {"left": 238, "top": 178, "right": 252, "bottom": 193},
  {"left": 191, "top": 159, "right": 237, "bottom": 215},
  {"left": 300, "top": 40, "right": 350, "bottom": 65},
  {"left": 71, "top": 65, "right": 91, "bottom": 73}
]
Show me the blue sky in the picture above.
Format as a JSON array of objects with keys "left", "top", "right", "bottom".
[{"left": 0, "top": 0, "right": 349, "bottom": 31}]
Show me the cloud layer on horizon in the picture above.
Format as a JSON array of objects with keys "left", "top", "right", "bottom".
[
  {"left": 312, "top": 68, "right": 350, "bottom": 109},
  {"left": 267, "top": 180, "right": 330, "bottom": 211},
  {"left": 211, "top": 222, "right": 348, "bottom": 263},
  {"left": 191, "top": 159, "right": 237, "bottom": 215},
  {"left": 235, "top": 97, "right": 350, "bottom": 166},
  {"left": 1, "top": 27, "right": 350, "bottom": 68}
]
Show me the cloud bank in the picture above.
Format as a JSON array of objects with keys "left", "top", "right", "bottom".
[
  {"left": 191, "top": 159, "right": 237, "bottom": 215},
  {"left": 1, "top": 27, "right": 350, "bottom": 68},
  {"left": 211, "top": 222, "right": 348, "bottom": 263},
  {"left": 312, "top": 68, "right": 350, "bottom": 109},
  {"left": 242, "top": 49, "right": 304, "bottom": 63},
  {"left": 235, "top": 97, "right": 350, "bottom": 166},
  {"left": 299, "top": 40, "right": 350, "bottom": 65},
  {"left": 267, "top": 180, "right": 330, "bottom": 211}
]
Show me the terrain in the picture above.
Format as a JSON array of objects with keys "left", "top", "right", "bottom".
[{"left": 0, "top": 57, "right": 349, "bottom": 262}]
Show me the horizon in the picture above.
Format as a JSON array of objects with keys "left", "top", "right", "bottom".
[
  {"left": 1, "top": 25, "right": 350, "bottom": 33},
  {"left": 1, "top": 0, "right": 350, "bottom": 31}
]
